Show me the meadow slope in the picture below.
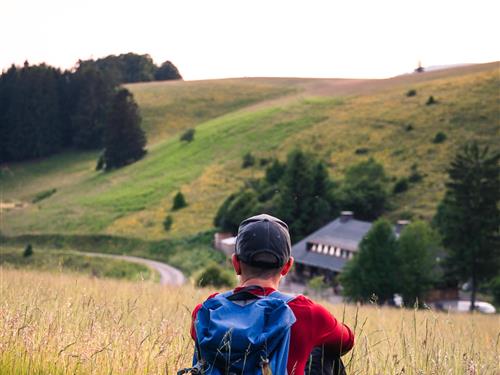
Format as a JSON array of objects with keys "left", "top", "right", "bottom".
[{"left": 1, "top": 62, "right": 499, "bottom": 240}]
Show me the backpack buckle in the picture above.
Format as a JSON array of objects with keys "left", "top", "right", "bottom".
[{"left": 177, "top": 360, "right": 204, "bottom": 375}]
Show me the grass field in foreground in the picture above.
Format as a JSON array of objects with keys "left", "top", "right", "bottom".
[
  {"left": 0, "top": 269, "right": 498, "bottom": 375},
  {"left": 1, "top": 64, "right": 499, "bottom": 240},
  {"left": 0, "top": 246, "right": 155, "bottom": 281}
]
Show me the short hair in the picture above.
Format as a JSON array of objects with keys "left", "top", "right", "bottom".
[{"left": 239, "top": 253, "right": 283, "bottom": 280}]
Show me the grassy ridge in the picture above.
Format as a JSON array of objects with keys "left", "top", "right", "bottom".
[
  {"left": 1, "top": 64, "right": 499, "bottom": 240},
  {"left": 0, "top": 246, "right": 154, "bottom": 281},
  {"left": 1, "top": 268, "right": 498, "bottom": 374},
  {"left": 126, "top": 78, "right": 297, "bottom": 142}
]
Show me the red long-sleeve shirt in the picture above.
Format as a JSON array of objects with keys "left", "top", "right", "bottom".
[{"left": 191, "top": 287, "right": 354, "bottom": 374}]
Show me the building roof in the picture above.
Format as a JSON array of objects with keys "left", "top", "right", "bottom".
[{"left": 292, "top": 217, "right": 372, "bottom": 272}]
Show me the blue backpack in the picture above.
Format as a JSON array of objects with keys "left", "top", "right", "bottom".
[{"left": 179, "top": 286, "right": 296, "bottom": 375}]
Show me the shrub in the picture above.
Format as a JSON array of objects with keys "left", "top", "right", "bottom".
[
  {"left": 409, "top": 171, "right": 423, "bottom": 183},
  {"left": 405, "top": 124, "right": 414, "bottom": 132},
  {"left": 32, "top": 189, "right": 57, "bottom": 203},
  {"left": 23, "top": 244, "right": 33, "bottom": 257},
  {"left": 196, "top": 264, "right": 234, "bottom": 288},
  {"left": 406, "top": 89, "right": 417, "bottom": 97},
  {"left": 433, "top": 132, "right": 447, "bottom": 144},
  {"left": 398, "top": 210, "right": 415, "bottom": 220},
  {"left": 355, "top": 148, "right": 369, "bottom": 155},
  {"left": 180, "top": 128, "right": 195, "bottom": 142},
  {"left": 259, "top": 157, "right": 271, "bottom": 166},
  {"left": 393, "top": 178, "right": 409, "bottom": 194},
  {"left": 426, "top": 96, "right": 436, "bottom": 105},
  {"left": 163, "top": 215, "right": 173, "bottom": 231},
  {"left": 172, "top": 192, "right": 187, "bottom": 210},
  {"left": 95, "top": 154, "right": 104, "bottom": 171},
  {"left": 308, "top": 275, "right": 328, "bottom": 293},
  {"left": 242, "top": 152, "right": 255, "bottom": 168}
]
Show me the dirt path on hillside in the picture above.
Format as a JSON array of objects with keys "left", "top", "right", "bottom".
[
  {"left": 82, "top": 252, "right": 186, "bottom": 286},
  {"left": 240, "top": 62, "right": 499, "bottom": 112}
]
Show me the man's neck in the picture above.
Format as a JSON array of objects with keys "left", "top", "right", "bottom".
[{"left": 239, "top": 276, "right": 280, "bottom": 290}]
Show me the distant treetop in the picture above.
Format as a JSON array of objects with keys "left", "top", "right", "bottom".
[{"left": 77, "top": 53, "right": 182, "bottom": 84}]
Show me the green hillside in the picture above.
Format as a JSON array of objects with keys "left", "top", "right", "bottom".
[{"left": 1, "top": 63, "right": 499, "bottom": 242}]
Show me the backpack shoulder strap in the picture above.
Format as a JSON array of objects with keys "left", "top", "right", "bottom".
[{"left": 269, "top": 290, "right": 296, "bottom": 303}]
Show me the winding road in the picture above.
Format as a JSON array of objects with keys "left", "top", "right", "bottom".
[{"left": 82, "top": 252, "right": 186, "bottom": 286}]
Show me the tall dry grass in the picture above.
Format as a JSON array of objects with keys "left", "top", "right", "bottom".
[{"left": 1, "top": 268, "right": 498, "bottom": 374}]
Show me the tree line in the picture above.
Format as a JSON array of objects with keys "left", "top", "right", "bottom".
[
  {"left": 214, "top": 144, "right": 499, "bottom": 309},
  {"left": 342, "top": 143, "right": 499, "bottom": 308},
  {"left": 0, "top": 54, "right": 181, "bottom": 163},
  {"left": 214, "top": 149, "right": 389, "bottom": 242}
]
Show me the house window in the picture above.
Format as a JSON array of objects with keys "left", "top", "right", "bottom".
[
  {"left": 329, "top": 247, "right": 335, "bottom": 255},
  {"left": 311, "top": 243, "right": 317, "bottom": 252},
  {"left": 323, "top": 246, "right": 328, "bottom": 254},
  {"left": 335, "top": 247, "right": 341, "bottom": 257}
]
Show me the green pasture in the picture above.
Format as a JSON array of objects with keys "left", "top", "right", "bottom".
[
  {"left": 126, "top": 78, "right": 297, "bottom": 142},
  {"left": 0, "top": 232, "right": 225, "bottom": 276},
  {"left": 1, "top": 64, "right": 498, "bottom": 242},
  {"left": 0, "top": 246, "right": 155, "bottom": 281}
]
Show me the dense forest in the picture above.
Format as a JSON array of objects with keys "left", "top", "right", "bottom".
[{"left": 0, "top": 54, "right": 181, "bottom": 162}]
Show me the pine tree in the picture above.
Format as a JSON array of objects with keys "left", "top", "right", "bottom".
[
  {"left": 172, "top": 191, "right": 188, "bottom": 210},
  {"left": 72, "top": 65, "right": 114, "bottom": 150},
  {"left": 306, "top": 161, "right": 337, "bottom": 235},
  {"left": 103, "top": 89, "right": 146, "bottom": 170},
  {"left": 435, "top": 142, "right": 499, "bottom": 311},
  {"left": 276, "top": 150, "right": 315, "bottom": 241},
  {"left": 23, "top": 244, "right": 33, "bottom": 257}
]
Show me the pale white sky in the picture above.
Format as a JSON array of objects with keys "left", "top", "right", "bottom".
[{"left": 1, "top": 0, "right": 499, "bottom": 80}]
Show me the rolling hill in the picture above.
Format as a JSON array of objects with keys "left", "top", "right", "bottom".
[{"left": 1, "top": 62, "right": 499, "bottom": 242}]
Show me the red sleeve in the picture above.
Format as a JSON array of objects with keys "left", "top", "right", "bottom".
[
  {"left": 310, "top": 303, "right": 354, "bottom": 355},
  {"left": 190, "top": 293, "right": 219, "bottom": 340}
]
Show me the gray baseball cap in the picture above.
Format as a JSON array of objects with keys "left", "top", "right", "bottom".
[{"left": 235, "top": 214, "right": 291, "bottom": 268}]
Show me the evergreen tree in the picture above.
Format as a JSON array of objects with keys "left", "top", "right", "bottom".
[
  {"left": 172, "top": 191, "right": 188, "bottom": 210},
  {"left": 103, "top": 89, "right": 146, "bottom": 170},
  {"left": 242, "top": 152, "right": 255, "bottom": 168},
  {"left": 265, "top": 159, "right": 285, "bottom": 184},
  {"left": 2, "top": 63, "right": 65, "bottom": 160},
  {"left": 435, "top": 142, "right": 499, "bottom": 311},
  {"left": 340, "top": 158, "right": 388, "bottom": 220},
  {"left": 397, "top": 221, "right": 440, "bottom": 307},
  {"left": 215, "top": 150, "right": 337, "bottom": 239},
  {"left": 276, "top": 150, "right": 315, "bottom": 241},
  {"left": 163, "top": 215, "right": 173, "bottom": 231},
  {"left": 23, "top": 244, "right": 33, "bottom": 257},
  {"left": 340, "top": 219, "right": 399, "bottom": 304},
  {"left": 72, "top": 65, "right": 114, "bottom": 149}
]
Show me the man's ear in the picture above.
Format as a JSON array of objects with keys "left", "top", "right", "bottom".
[
  {"left": 232, "top": 253, "right": 242, "bottom": 275},
  {"left": 280, "top": 257, "right": 294, "bottom": 276}
]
